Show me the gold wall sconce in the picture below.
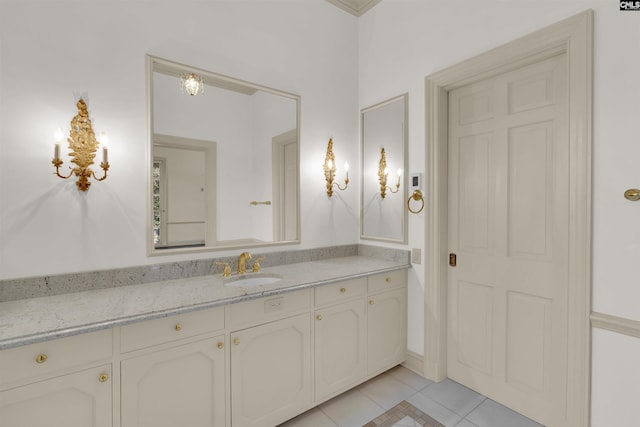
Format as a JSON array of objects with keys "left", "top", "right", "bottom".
[
  {"left": 407, "top": 190, "right": 425, "bottom": 214},
  {"left": 52, "top": 98, "right": 109, "bottom": 192},
  {"left": 378, "top": 147, "right": 402, "bottom": 199},
  {"left": 180, "top": 72, "right": 204, "bottom": 96},
  {"left": 624, "top": 188, "right": 640, "bottom": 201},
  {"left": 323, "top": 137, "right": 349, "bottom": 197}
]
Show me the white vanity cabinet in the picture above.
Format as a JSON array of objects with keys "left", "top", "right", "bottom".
[
  {"left": 119, "top": 306, "right": 226, "bottom": 427},
  {"left": 229, "top": 290, "right": 313, "bottom": 427},
  {"left": 0, "top": 330, "right": 113, "bottom": 427},
  {"left": 314, "top": 278, "right": 367, "bottom": 401},
  {"left": 367, "top": 270, "right": 408, "bottom": 375}
]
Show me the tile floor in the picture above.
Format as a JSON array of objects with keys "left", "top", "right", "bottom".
[{"left": 278, "top": 366, "right": 544, "bottom": 427}]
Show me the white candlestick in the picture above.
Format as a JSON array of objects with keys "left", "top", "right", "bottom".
[
  {"left": 102, "top": 147, "right": 108, "bottom": 164},
  {"left": 54, "top": 143, "right": 60, "bottom": 160}
]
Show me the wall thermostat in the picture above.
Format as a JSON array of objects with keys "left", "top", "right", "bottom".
[{"left": 410, "top": 173, "right": 423, "bottom": 191}]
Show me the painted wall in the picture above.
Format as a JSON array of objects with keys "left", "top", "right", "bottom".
[
  {"left": 0, "top": 1, "right": 360, "bottom": 279},
  {"left": 357, "top": 1, "right": 640, "bottom": 425}
]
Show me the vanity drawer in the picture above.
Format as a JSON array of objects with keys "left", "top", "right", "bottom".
[
  {"left": 314, "top": 278, "right": 366, "bottom": 307},
  {"left": 368, "top": 269, "right": 407, "bottom": 294},
  {"left": 120, "top": 306, "right": 225, "bottom": 353},
  {"left": 0, "top": 329, "right": 113, "bottom": 387},
  {"left": 230, "top": 289, "right": 311, "bottom": 328}
]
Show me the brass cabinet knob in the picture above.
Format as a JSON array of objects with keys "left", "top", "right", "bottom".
[
  {"left": 233, "top": 337, "right": 240, "bottom": 346},
  {"left": 385, "top": 277, "right": 391, "bottom": 283},
  {"left": 217, "top": 341, "right": 224, "bottom": 349},
  {"left": 35, "top": 354, "right": 47, "bottom": 364},
  {"left": 369, "top": 299, "right": 375, "bottom": 305},
  {"left": 99, "top": 373, "right": 109, "bottom": 383},
  {"left": 316, "top": 314, "right": 323, "bottom": 321},
  {"left": 174, "top": 323, "right": 182, "bottom": 332},
  {"left": 340, "top": 287, "right": 346, "bottom": 293}
]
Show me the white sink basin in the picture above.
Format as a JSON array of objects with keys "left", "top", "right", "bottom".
[{"left": 224, "top": 274, "right": 282, "bottom": 287}]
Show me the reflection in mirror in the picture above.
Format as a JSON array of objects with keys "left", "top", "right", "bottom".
[
  {"left": 360, "top": 94, "right": 408, "bottom": 243},
  {"left": 147, "top": 55, "right": 300, "bottom": 254}
]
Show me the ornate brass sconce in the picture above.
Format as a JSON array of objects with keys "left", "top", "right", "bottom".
[
  {"left": 52, "top": 99, "right": 109, "bottom": 192},
  {"left": 378, "top": 147, "right": 401, "bottom": 199},
  {"left": 323, "top": 138, "right": 349, "bottom": 197}
]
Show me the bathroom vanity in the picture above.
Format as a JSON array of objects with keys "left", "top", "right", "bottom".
[{"left": 0, "top": 256, "right": 408, "bottom": 427}]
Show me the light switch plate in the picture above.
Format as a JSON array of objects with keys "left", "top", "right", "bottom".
[{"left": 412, "top": 248, "right": 422, "bottom": 264}]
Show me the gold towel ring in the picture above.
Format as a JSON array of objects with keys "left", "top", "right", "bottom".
[{"left": 407, "top": 190, "right": 424, "bottom": 214}]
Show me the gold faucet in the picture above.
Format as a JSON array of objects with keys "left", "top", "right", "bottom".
[
  {"left": 252, "top": 257, "right": 265, "bottom": 273},
  {"left": 215, "top": 262, "right": 232, "bottom": 278},
  {"left": 237, "top": 252, "right": 252, "bottom": 275}
]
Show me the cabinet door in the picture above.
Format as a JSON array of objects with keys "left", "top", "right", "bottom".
[
  {"left": 0, "top": 364, "right": 112, "bottom": 427},
  {"left": 231, "top": 313, "right": 311, "bottom": 427},
  {"left": 367, "top": 288, "right": 407, "bottom": 375},
  {"left": 314, "top": 299, "right": 366, "bottom": 400},
  {"left": 121, "top": 336, "right": 226, "bottom": 427}
]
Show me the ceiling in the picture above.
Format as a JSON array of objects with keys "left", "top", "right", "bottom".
[{"left": 326, "top": 0, "right": 382, "bottom": 17}]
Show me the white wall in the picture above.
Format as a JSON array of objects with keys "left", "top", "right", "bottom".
[
  {"left": 358, "top": 1, "right": 640, "bottom": 425},
  {"left": 0, "top": 0, "right": 360, "bottom": 279}
]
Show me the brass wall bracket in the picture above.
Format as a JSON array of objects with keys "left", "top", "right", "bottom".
[
  {"left": 408, "top": 190, "right": 424, "bottom": 214},
  {"left": 378, "top": 147, "right": 400, "bottom": 199}
]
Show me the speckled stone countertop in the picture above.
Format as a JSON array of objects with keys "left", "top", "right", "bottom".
[{"left": 0, "top": 256, "right": 409, "bottom": 350}]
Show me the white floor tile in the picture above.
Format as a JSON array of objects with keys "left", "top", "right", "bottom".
[
  {"left": 407, "top": 392, "right": 463, "bottom": 427},
  {"left": 278, "top": 407, "right": 338, "bottom": 427},
  {"left": 454, "top": 419, "right": 479, "bottom": 427},
  {"left": 420, "top": 379, "right": 485, "bottom": 417},
  {"left": 358, "top": 372, "right": 417, "bottom": 410},
  {"left": 388, "top": 365, "right": 434, "bottom": 391},
  {"left": 319, "top": 388, "right": 384, "bottom": 427},
  {"left": 392, "top": 415, "right": 422, "bottom": 426},
  {"left": 465, "top": 399, "right": 544, "bottom": 427}
]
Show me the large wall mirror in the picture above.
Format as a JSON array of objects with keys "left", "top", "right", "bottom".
[
  {"left": 147, "top": 55, "right": 300, "bottom": 254},
  {"left": 360, "top": 94, "right": 408, "bottom": 243}
]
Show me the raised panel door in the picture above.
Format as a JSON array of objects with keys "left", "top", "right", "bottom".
[
  {"left": 367, "top": 288, "right": 407, "bottom": 375},
  {"left": 121, "top": 336, "right": 226, "bottom": 427},
  {"left": 0, "top": 364, "right": 112, "bottom": 427},
  {"left": 230, "top": 313, "right": 311, "bottom": 427},
  {"left": 314, "top": 298, "right": 366, "bottom": 400}
]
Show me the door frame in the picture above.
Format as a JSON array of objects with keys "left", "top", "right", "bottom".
[{"left": 423, "top": 10, "right": 592, "bottom": 426}]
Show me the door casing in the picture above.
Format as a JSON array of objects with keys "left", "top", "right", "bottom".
[{"left": 423, "top": 10, "right": 593, "bottom": 427}]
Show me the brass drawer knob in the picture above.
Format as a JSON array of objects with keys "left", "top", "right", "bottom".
[
  {"left": 174, "top": 323, "right": 182, "bottom": 332},
  {"left": 99, "top": 373, "right": 109, "bottom": 383},
  {"left": 35, "top": 354, "right": 47, "bottom": 364},
  {"left": 385, "top": 277, "right": 391, "bottom": 283},
  {"left": 369, "top": 300, "right": 375, "bottom": 305},
  {"left": 233, "top": 337, "right": 240, "bottom": 346},
  {"left": 316, "top": 314, "right": 323, "bottom": 321},
  {"left": 217, "top": 341, "right": 224, "bottom": 349},
  {"left": 340, "top": 287, "right": 346, "bottom": 293}
]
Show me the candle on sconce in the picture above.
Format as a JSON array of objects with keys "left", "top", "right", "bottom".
[
  {"left": 100, "top": 132, "right": 109, "bottom": 164},
  {"left": 53, "top": 128, "right": 63, "bottom": 159},
  {"left": 344, "top": 161, "right": 349, "bottom": 180}
]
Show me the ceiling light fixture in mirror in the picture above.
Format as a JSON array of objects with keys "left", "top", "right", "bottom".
[{"left": 147, "top": 55, "right": 301, "bottom": 255}]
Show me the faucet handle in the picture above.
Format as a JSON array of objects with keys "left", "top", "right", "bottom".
[
  {"left": 215, "top": 262, "right": 232, "bottom": 277},
  {"left": 252, "top": 257, "right": 265, "bottom": 273}
]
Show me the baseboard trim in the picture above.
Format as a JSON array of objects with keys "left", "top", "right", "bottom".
[
  {"left": 402, "top": 350, "right": 424, "bottom": 376},
  {"left": 591, "top": 311, "right": 640, "bottom": 339}
]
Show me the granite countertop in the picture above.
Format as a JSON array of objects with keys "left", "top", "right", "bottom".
[{"left": 0, "top": 256, "right": 409, "bottom": 350}]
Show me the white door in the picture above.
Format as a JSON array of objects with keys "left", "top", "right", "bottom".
[{"left": 447, "top": 54, "right": 568, "bottom": 426}]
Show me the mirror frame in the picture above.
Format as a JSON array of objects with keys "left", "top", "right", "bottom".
[
  {"left": 146, "top": 54, "right": 301, "bottom": 256},
  {"left": 360, "top": 93, "right": 409, "bottom": 244}
]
